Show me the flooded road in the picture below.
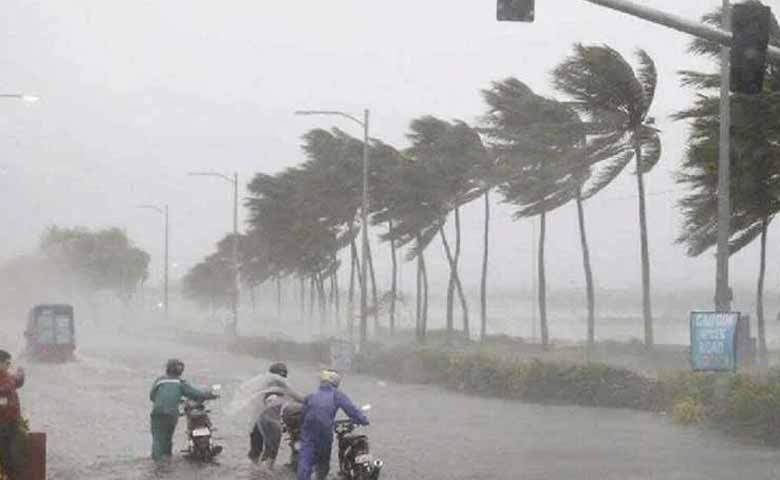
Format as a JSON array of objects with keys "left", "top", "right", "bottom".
[{"left": 18, "top": 331, "right": 780, "bottom": 480}]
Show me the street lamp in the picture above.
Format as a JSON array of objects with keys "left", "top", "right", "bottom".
[
  {"left": 137, "top": 204, "right": 170, "bottom": 323},
  {"left": 136, "top": 205, "right": 169, "bottom": 322},
  {"left": 0, "top": 94, "right": 39, "bottom": 103},
  {"left": 188, "top": 171, "right": 240, "bottom": 337},
  {"left": 295, "top": 108, "right": 370, "bottom": 347}
]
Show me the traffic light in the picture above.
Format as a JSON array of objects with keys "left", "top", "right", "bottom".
[
  {"left": 497, "top": 0, "right": 535, "bottom": 22},
  {"left": 730, "top": 3, "right": 771, "bottom": 95}
]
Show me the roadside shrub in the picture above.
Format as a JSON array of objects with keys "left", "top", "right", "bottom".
[
  {"left": 672, "top": 396, "right": 708, "bottom": 424},
  {"left": 232, "top": 337, "right": 330, "bottom": 365},
  {"left": 725, "top": 376, "right": 780, "bottom": 445},
  {"left": 224, "top": 335, "right": 780, "bottom": 447}
]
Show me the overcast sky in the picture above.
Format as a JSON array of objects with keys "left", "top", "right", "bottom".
[{"left": 1, "top": 0, "right": 778, "bottom": 303}]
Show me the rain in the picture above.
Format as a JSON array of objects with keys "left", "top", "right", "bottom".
[{"left": 2, "top": 1, "right": 780, "bottom": 479}]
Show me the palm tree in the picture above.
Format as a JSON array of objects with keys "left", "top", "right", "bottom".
[
  {"left": 374, "top": 151, "right": 442, "bottom": 341},
  {"left": 370, "top": 140, "right": 409, "bottom": 335},
  {"left": 482, "top": 78, "right": 588, "bottom": 349},
  {"left": 553, "top": 44, "right": 661, "bottom": 348},
  {"left": 675, "top": 4, "right": 780, "bottom": 366},
  {"left": 405, "top": 116, "right": 489, "bottom": 340}
]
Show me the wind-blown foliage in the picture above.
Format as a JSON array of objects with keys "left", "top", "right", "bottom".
[
  {"left": 674, "top": 3, "right": 780, "bottom": 366},
  {"left": 40, "top": 226, "right": 150, "bottom": 305},
  {"left": 553, "top": 44, "right": 660, "bottom": 348},
  {"left": 482, "top": 78, "right": 589, "bottom": 348}
]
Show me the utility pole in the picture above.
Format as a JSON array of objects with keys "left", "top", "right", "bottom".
[
  {"left": 164, "top": 204, "right": 170, "bottom": 322},
  {"left": 294, "top": 108, "right": 371, "bottom": 349},
  {"left": 137, "top": 204, "right": 170, "bottom": 322},
  {"left": 360, "top": 109, "right": 370, "bottom": 348},
  {"left": 232, "top": 172, "right": 240, "bottom": 337},
  {"left": 188, "top": 171, "right": 241, "bottom": 337}
]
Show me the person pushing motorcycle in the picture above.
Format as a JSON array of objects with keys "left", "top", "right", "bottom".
[
  {"left": 240, "top": 362, "right": 305, "bottom": 468},
  {"left": 297, "top": 369, "right": 369, "bottom": 480},
  {"left": 149, "top": 358, "right": 218, "bottom": 460}
]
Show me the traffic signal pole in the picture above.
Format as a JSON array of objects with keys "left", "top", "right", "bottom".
[
  {"left": 581, "top": 0, "right": 780, "bottom": 62},
  {"left": 716, "top": 0, "right": 732, "bottom": 312}
]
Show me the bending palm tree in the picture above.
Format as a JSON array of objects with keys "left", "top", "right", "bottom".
[
  {"left": 482, "top": 78, "right": 587, "bottom": 349},
  {"left": 553, "top": 45, "right": 661, "bottom": 348}
]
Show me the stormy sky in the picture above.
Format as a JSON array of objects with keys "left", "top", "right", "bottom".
[{"left": 0, "top": 0, "right": 775, "bottom": 299}]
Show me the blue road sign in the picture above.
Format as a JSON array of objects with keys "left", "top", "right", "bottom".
[{"left": 690, "top": 311, "right": 739, "bottom": 372}]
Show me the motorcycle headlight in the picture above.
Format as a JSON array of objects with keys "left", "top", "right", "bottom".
[{"left": 373, "top": 459, "right": 384, "bottom": 470}]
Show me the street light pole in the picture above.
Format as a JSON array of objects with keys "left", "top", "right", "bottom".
[
  {"left": 294, "top": 108, "right": 371, "bottom": 348},
  {"left": 137, "top": 204, "right": 169, "bottom": 322},
  {"left": 188, "top": 171, "right": 240, "bottom": 337},
  {"left": 164, "top": 204, "right": 170, "bottom": 322},
  {"left": 716, "top": 0, "right": 732, "bottom": 312},
  {"left": 360, "top": 109, "right": 370, "bottom": 347},
  {"left": 232, "top": 172, "right": 240, "bottom": 337}
]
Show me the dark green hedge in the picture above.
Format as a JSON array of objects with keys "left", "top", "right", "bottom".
[{"left": 228, "top": 336, "right": 780, "bottom": 445}]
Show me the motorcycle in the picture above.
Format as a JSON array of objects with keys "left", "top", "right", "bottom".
[
  {"left": 281, "top": 401, "right": 304, "bottom": 470},
  {"left": 181, "top": 384, "right": 223, "bottom": 462},
  {"left": 335, "top": 405, "right": 383, "bottom": 480}
]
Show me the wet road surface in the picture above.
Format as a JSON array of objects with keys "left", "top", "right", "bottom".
[{"left": 18, "top": 331, "right": 780, "bottom": 480}]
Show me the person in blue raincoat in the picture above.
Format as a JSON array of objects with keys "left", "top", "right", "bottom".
[
  {"left": 149, "top": 358, "right": 218, "bottom": 460},
  {"left": 297, "top": 369, "right": 369, "bottom": 480}
]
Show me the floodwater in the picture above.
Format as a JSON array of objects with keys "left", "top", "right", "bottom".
[{"left": 18, "top": 330, "right": 780, "bottom": 480}]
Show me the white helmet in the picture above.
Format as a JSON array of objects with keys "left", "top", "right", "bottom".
[{"left": 320, "top": 369, "right": 342, "bottom": 388}]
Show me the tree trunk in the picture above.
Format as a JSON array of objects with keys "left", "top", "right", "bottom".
[
  {"left": 576, "top": 189, "right": 596, "bottom": 348},
  {"left": 329, "top": 271, "right": 335, "bottom": 316},
  {"left": 309, "top": 276, "right": 316, "bottom": 322},
  {"left": 276, "top": 276, "right": 282, "bottom": 318},
  {"left": 317, "top": 273, "right": 327, "bottom": 327},
  {"left": 446, "top": 219, "right": 456, "bottom": 337},
  {"left": 439, "top": 226, "right": 470, "bottom": 339},
  {"left": 420, "top": 248, "right": 429, "bottom": 340},
  {"left": 250, "top": 284, "right": 257, "bottom": 313},
  {"left": 634, "top": 140, "right": 654, "bottom": 348},
  {"left": 299, "top": 276, "right": 305, "bottom": 323},
  {"left": 366, "top": 237, "right": 380, "bottom": 334},
  {"left": 454, "top": 208, "right": 469, "bottom": 336},
  {"left": 333, "top": 268, "right": 341, "bottom": 327},
  {"left": 538, "top": 213, "right": 549, "bottom": 350},
  {"left": 480, "top": 190, "right": 490, "bottom": 342},
  {"left": 416, "top": 236, "right": 423, "bottom": 341},
  {"left": 351, "top": 239, "right": 364, "bottom": 289},
  {"left": 349, "top": 251, "right": 356, "bottom": 339},
  {"left": 389, "top": 220, "right": 398, "bottom": 336},
  {"left": 757, "top": 217, "right": 769, "bottom": 368}
]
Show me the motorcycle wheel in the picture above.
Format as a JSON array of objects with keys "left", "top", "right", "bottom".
[{"left": 193, "top": 438, "right": 211, "bottom": 462}]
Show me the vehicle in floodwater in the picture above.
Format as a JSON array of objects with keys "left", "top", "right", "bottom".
[
  {"left": 24, "top": 304, "right": 76, "bottom": 362},
  {"left": 181, "top": 385, "right": 223, "bottom": 462},
  {"left": 281, "top": 401, "right": 304, "bottom": 470},
  {"left": 335, "top": 405, "right": 382, "bottom": 480}
]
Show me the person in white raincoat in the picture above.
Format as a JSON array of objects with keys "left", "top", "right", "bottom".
[{"left": 227, "top": 362, "right": 304, "bottom": 467}]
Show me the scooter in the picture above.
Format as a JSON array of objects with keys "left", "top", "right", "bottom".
[
  {"left": 335, "top": 405, "right": 383, "bottom": 480},
  {"left": 181, "top": 384, "right": 223, "bottom": 462}
]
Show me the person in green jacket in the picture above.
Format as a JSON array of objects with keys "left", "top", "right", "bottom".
[{"left": 149, "top": 358, "right": 217, "bottom": 460}]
